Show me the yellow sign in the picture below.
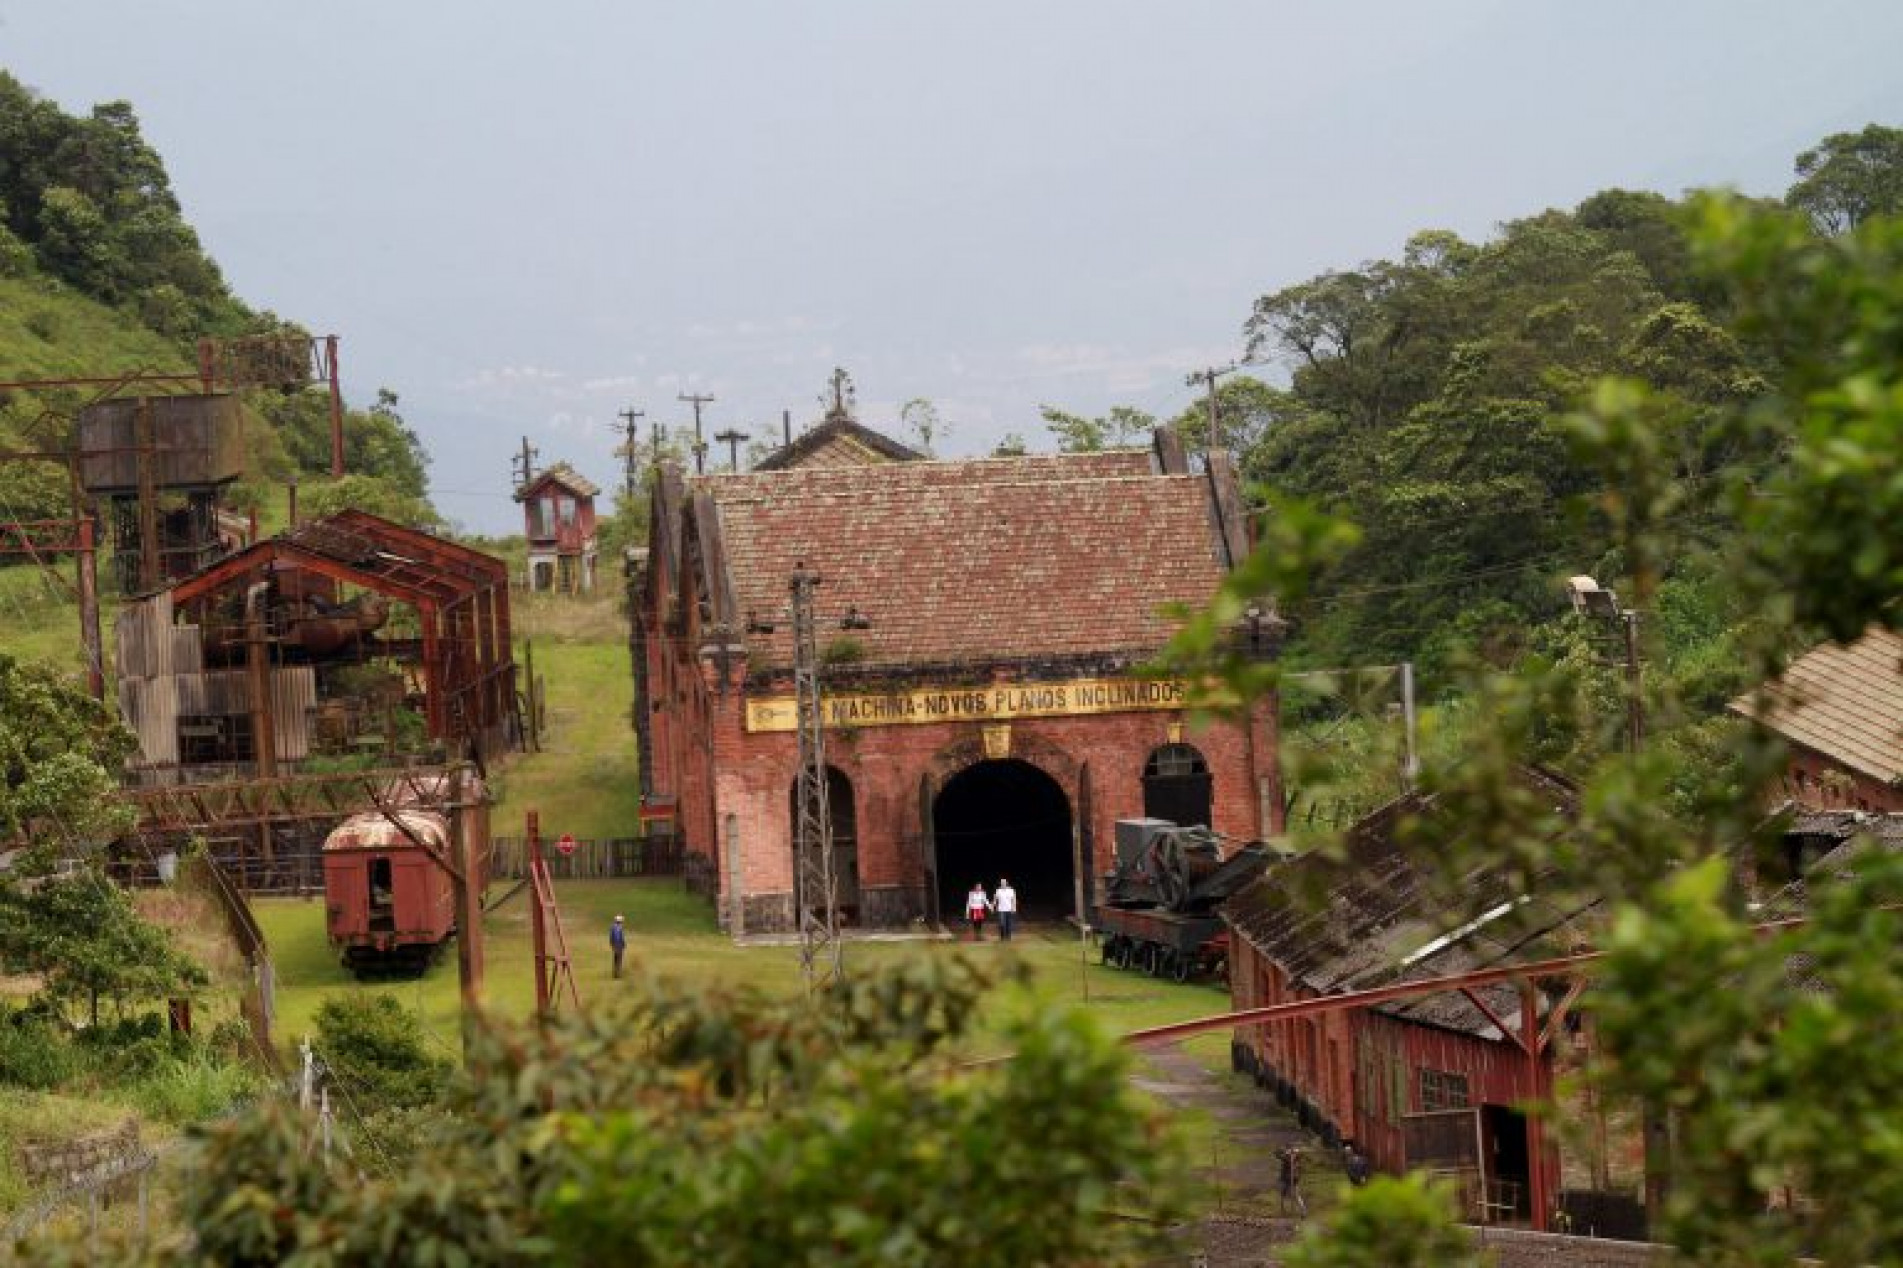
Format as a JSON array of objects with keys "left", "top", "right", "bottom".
[{"left": 745, "top": 676, "right": 1189, "bottom": 734}]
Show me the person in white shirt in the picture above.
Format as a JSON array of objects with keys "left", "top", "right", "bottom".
[
  {"left": 994, "top": 878, "right": 1018, "bottom": 941},
  {"left": 964, "top": 882, "right": 992, "bottom": 940}
]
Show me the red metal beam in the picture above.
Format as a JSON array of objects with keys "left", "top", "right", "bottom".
[
  {"left": 1121, "top": 949, "right": 1606, "bottom": 1050},
  {"left": 1458, "top": 985, "right": 1529, "bottom": 1056}
]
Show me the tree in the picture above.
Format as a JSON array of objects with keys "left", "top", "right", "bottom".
[
  {"left": 0, "top": 870, "right": 205, "bottom": 1026},
  {"left": 296, "top": 472, "right": 438, "bottom": 528},
  {"left": 1162, "top": 194, "right": 1903, "bottom": 1265},
  {"left": 0, "top": 653, "right": 134, "bottom": 849},
  {"left": 1787, "top": 123, "right": 1903, "bottom": 235},
  {"left": 899, "top": 397, "right": 949, "bottom": 456},
  {"left": 156, "top": 959, "right": 1184, "bottom": 1267},
  {"left": 1037, "top": 404, "right": 1156, "bottom": 452}
]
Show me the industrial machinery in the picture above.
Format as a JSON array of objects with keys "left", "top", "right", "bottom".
[{"left": 1093, "top": 818, "right": 1273, "bottom": 982}]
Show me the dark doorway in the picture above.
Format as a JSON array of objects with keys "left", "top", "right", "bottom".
[
  {"left": 1143, "top": 743, "right": 1212, "bottom": 827},
  {"left": 932, "top": 759, "right": 1073, "bottom": 919},
  {"left": 789, "top": 766, "right": 860, "bottom": 925},
  {"left": 1482, "top": 1103, "right": 1533, "bottom": 1222}
]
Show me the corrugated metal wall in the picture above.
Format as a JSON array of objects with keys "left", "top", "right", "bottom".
[{"left": 114, "top": 589, "right": 314, "bottom": 765}]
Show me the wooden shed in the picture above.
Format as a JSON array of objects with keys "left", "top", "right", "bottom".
[{"left": 1225, "top": 771, "right": 1601, "bottom": 1232}]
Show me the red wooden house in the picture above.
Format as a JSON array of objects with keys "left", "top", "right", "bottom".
[
  {"left": 1224, "top": 771, "right": 1613, "bottom": 1233},
  {"left": 516, "top": 462, "right": 600, "bottom": 594}
]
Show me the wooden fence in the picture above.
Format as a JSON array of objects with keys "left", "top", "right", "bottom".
[{"left": 487, "top": 834, "right": 683, "bottom": 881}]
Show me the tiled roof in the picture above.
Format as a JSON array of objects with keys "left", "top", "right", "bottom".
[
  {"left": 1224, "top": 769, "right": 1589, "bottom": 1041},
  {"left": 697, "top": 450, "right": 1227, "bottom": 670},
  {"left": 752, "top": 417, "right": 924, "bottom": 471},
  {"left": 1731, "top": 626, "right": 1903, "bottom": 784},
  {"left": 515, "top": 461, "right": 601, "bottom": 501}
]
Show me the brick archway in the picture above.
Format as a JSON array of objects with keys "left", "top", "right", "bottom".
[
  {"left": 924, "top": 733, "right": 1081, "bottom": 921},
  {"left": 922, "top": 732, "right": 1081, "bottom": 804}
]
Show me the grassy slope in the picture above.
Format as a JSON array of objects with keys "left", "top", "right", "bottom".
[
  {"left": 0, "top": 274, "right": 189, "bottom": 383},
  {"left": 490, "top": 592, "right": 644, "bottom": 840}
]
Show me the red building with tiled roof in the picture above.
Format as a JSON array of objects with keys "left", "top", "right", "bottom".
[
  {"left": 515, "top": 461, "right": 600, "bottom": 594},
  {"left": 633, "top": 422, "right": 1282, "bottom": 933}
]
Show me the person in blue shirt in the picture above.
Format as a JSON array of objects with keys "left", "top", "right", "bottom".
[{"left": 609, "top": 913, "right": 627, "bottom": 978}]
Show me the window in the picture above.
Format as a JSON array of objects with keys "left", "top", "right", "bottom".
[
  {"left": 1145, "top": 744, "right": 1208, "bottom": 778},
  {"left": 1142, "top": 743, "right": 1213, "bottom": 827},
  {"left": 1419, "top": 1069, "right": 1470, "bottom": 1113}
]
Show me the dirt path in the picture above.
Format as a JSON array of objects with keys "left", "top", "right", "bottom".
[{"left": 1132, "top": 1047, "right": 1324, "bottom": 1265}]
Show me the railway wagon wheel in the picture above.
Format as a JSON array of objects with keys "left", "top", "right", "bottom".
[
  {"left": 1133, "top": 942, "right": 1156, "bottom": 975},
  {"left": 1100, "top": 935, "right": 1119, "bottom": 966},
  {"left": 1149, "top": 945, "right": 1173, "bottom": 979},
  {"left": 1171, "top": 950, "right": 1193, "bottom": 983}
]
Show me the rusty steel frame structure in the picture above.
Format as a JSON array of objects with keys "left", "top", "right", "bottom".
[
  {"left": 119, "top": 764, "right": 457, "bottom": 833},
  {"left": 167, "top": 510, "right": 517, "bottom": 754}
]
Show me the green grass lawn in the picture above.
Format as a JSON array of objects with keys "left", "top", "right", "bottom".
[
  {"left": 255, "top": 877, "right": 1235, "bottom": 1065},
  {"left": 488, "top": 594, "right": 644, "bottom": 842}
]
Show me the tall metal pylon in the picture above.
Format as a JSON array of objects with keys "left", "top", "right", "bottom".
[{"left": 790, "top": 562, "right": 842, "bottom": 991}]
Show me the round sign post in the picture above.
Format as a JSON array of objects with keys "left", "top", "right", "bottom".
[{"left": 556, "top": 832, "right": 577, "bottom": 858}]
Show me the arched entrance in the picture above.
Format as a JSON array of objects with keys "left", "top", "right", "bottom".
[{"left": 932, "top": 759, "right": 1073, "bottom": 920}]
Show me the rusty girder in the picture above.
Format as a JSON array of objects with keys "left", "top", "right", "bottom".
[{"left": 120, "top": 766, "right": 455, "bottom": 832}]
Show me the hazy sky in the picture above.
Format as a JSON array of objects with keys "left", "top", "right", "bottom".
[{"left": 6, "top": 2, "right": 1902, "bottom": 532}]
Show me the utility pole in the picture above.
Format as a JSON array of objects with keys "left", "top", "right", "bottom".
[
  {"left": 791, "top": 563, "right": 842, "bottom": 992},
  {"left": 511, "top": 436, "right": 539, "bottom": 493},
  {"left": 714, "top": 428, "right": 750, "bottom": 472},
  {"left": 782, "top": 409, "right": 793, "bottom": 447},
  {"left": 1190, "top": 364, "right": 1239, "bottom": 456},
  {"left": 615, "top": 407, "right": 646, "bottom": 500},
  {"left": 678, "top": 392, "right": 714, "bottom": 475}
]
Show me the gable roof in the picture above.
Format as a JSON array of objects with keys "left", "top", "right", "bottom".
[
  {"left": 751, "top": 417, "right": 925, "bottom": 472},
  {"left": 514, "top": 461, "right": 601, "bottom": 501},
  {"left": 1730, "top": 626, "right": 1903, "bottom": 785},
  {"left": 1224, "top": 768, "right": 1588, "bottom": 1041},
  {"left": 692, "top": 448, "right": 1229, "bottom": 672}
]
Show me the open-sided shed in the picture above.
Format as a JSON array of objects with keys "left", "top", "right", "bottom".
[{"left": 165, "top": 510, "right": 516, "bottom": 756}]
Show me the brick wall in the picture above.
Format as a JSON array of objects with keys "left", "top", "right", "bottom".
[{"left": 698, "top": 695, "right": 1274, "bottom": 933}]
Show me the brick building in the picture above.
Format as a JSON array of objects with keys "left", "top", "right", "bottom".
[
  {"left": 632, "top": 423, "right": 1281, "bottom": 933},
  {"left": 1730, "top": 626, "right": 1903, "bottom": 812}
]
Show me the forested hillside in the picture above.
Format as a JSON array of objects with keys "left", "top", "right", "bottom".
[
  {"left": 0, "top": 71, "right": 433, "bottom": 530},
  {"left": 1053, "top": 126, "right": 1903, "bottom": 701}
]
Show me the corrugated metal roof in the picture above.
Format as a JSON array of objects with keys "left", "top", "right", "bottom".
[
  {"left": 1732, "top": 626, "right": 1903, "bottom": 785},
  {"left": 1224, "top": 768, "right": 1592, "bottom": 1041}
]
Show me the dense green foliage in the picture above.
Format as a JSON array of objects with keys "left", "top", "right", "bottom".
[
  {"left": 1165, "top": 139, "right": 1903, "bottom": 1263},
  {"left": 312, "top": 993, "right": 452, "bottom": 1115},
  {"left": 0, "top": 72, "right": 250, "bottom": 340},
  {"left": 147, "top": 959, "right": 1183, "bottom": 1267},
  {"left": 0, "top": 652, "right": 133, "bottom": 847},
  {"left": 0, "top": 74, "right": 433, "bottom": 527}
]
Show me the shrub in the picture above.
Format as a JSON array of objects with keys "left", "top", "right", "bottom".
[
  {"left": 313, "top": 993, "right": 451, "bottom": 1114},
  {"left": 124, "top": 1053, "right": 258, "bottom": 1124},
  {"left": 0, "top": 1018, "right": 82, "bottom": 1090}
]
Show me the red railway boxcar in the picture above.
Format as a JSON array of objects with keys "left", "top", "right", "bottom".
[{"left": 322, "top": 810, "right": 458, "bottom": 975}]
